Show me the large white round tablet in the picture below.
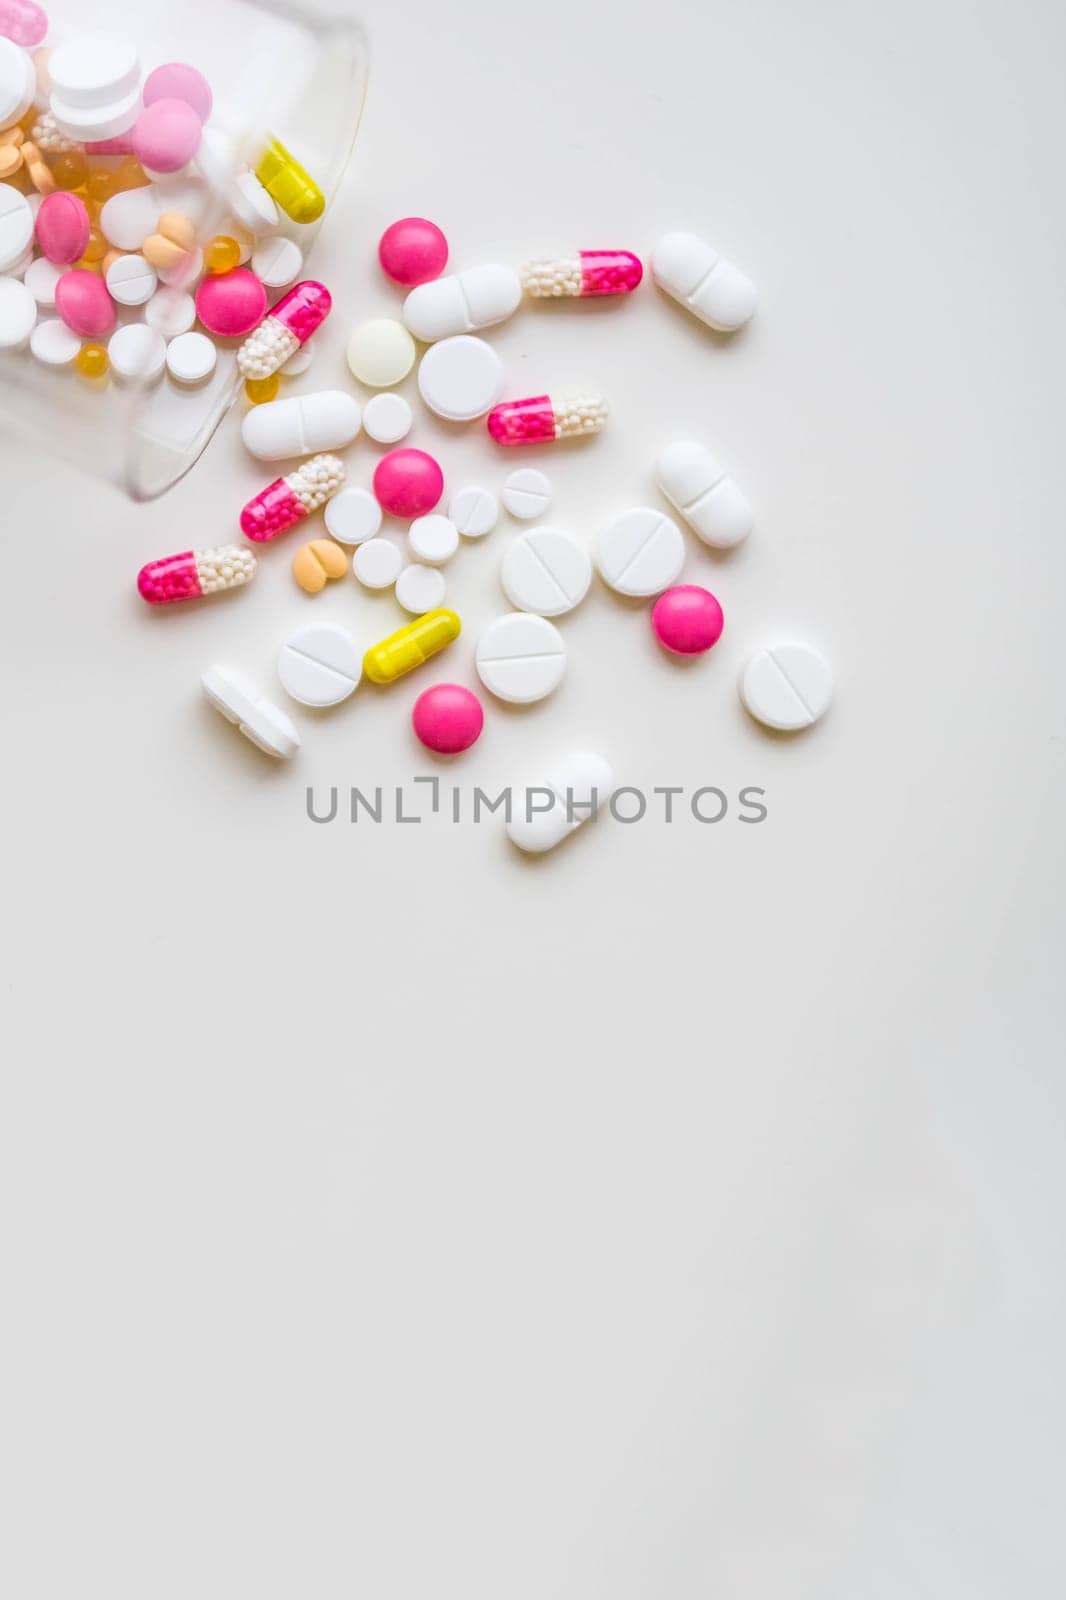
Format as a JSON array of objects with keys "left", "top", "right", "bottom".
[
  {"left": 100, "top": 186, "right": 162, "bottom": 250},
  {"left": 502, "top": 467, "right": 552, "bottom": 520},
  {"left": 739, "top": 642, "right": 833, "bottom": 731},
  {"left": 346, "top": 317, "right": 416, "bottom": 388},
  {"left": 108, "top": 322, "right": 167, "bottom": 384},
  {"left": 501, "top": 527, "right": 592, "bottom": 617},
  {"left": 30, "top": 317, "right": 81, "bottom": 366},
  {"left": 241, "top": 391, "right": 362, "bottom": 460},
  {"left": 409, "top": 513, "right": 458, "bottom": 565},
  {"left": 0, "top": 183, "right": 34, "bottom": 274},
  {"left": 0, "top": 38, "right": 36, "bottom": 128},
  {"left": 166, "top": 330, "right": 217, "bottom": 384},
  {"left": 362, "top": 391, "right": 412, "bottom": 444},
  {"left": 596, "top": 508, "right": 685, "bottom": 597},
  {"left": 202, "top": 665, "right": 300, "bottom": 760},
  {"left": 353, "top": 538, "right": 402, "bottom": 590},
  {"left": 476, "top": 613, "right": 566, "bottom": 705},
  {"left": 417, "top": 334, "right": 504, "bottom": 421},
  {"left": 105, "top": 252, "right": 158, "bottom": 306},
  {"left": 395, "top": 563, "right": 447, "bottom": 615},
  {"left": 278, "top": 622, "right": 362, "bottom": 708},
  {"left": 324, "top": 486, "right": 382, "bottom": 546},
  {"left": 252, "top": 235, "right": 303, "bottom": 288},
  {"left": 23, "top": 257, "right": 64, "bottom": 308},
  {"left": 449, "top": 484, "right": 498, "bottom": 538},
  {"left": 144, "top": 287, "right": 196, "bottom": 338},
  {"left": 0, "top": 277, "right": 36, "bottom": 348}
]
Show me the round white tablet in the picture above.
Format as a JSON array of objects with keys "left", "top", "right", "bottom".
[
  {"left": 324, "top": 486, "right": 382, "bottom": 546},
  {"left": 501, "top": 527, "right": 592, "bottom": 617},
  {"left": 596, "top": 508, "right": 685, "bottom": 597},
  {"left": 99, "top": 186, "right": 162, "bottom": 251},
  {"left": 395, "top": 563, "right": 447, "bottom": 615},
  {"left": 0, "top": 38, "right": 36, "bottom": 129},
  {"left": 362, "top": 391, "right": 412, "bottom": 444},
  {"left": 108, "top": 322, "right": 167, "bottom": 384},
  {"left": 409, "top": 513, "right": 459, "bottom": 565},
  {"left": 166, "top": 330, "right": 217, "bottom": 384},
  {"left": 353, "top": 538, "right": 403, "bottom": 590},
  {"left": 277, "top": 622, "right": 362, "bottom": 708},
  {"left": 417, "top": 334, "right": 504, "bottom": 421},
  {"left": 739, "top": 643, "right": 833, "bottom": 731},
  {"left": 23, "top": 257, "right": 64, "bottom": 308},
  {"left": 252, "top": 235, "right": 304, "bottom": 288},
  {"left": 144, "top": 287, "right": 196, "bottom": 338},
  {"left": 346, "top": 317, "right": 416, "bottom": 388},
  {"left": 0, "top": 182, "right": 34, "bottom": 274},
  {"left": 502, "top": 467, "right": 552, "bottom": 520},
  {"left": 281, "top": 337, "right": 315, "bottom": 377},
  {"left": 0, "top": 277, "right": 36, "bottom": 348},
  {"left": 449, "top": 484, "right": 499, "bottom": 538},
  {"left": 108, "top": 254, "right": 155, "bottom": 313},
  {"left": 30, "top": 317, "right": 80, "bottom": 366},
  {"left": 476, "top": 613, "right": 566, "bottom": 704}
]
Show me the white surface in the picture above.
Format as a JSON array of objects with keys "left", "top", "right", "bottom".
[
  {"left": 3, "top": 2, "right": 1066, "bottom": 1597},
  {"left": 417, "top": 334, "right": 504, "bottom": 420},
  {"left": 346, "top": 316, "right": 415, "bottom": 387},
  {"left": 476, "top": 610, "right": 567, "bottom": 703},
  {"left": 595, "top": 506, "right": 686, "bottom": 596},
  {"left": 501, "top": 525, "right": 593, "bottom": 615},
  {"left": 277, "top": 621, "right": 362, "bottom": 707}
]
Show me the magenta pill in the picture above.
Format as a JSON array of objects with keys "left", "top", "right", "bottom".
[
  {"left": 35, "top": 191, "right": 91, "bottom": 265},
  {"left": 55, "top": 269, "right": 116, "bottom": 339},
  {"left": 195, "top": 267, "right": 268, "bottom": 337},
  {"left": 378, "top": 217, "right": 449, "bottom": 287},
  {"left": 412, "top": 683, "right": 484, "bottom": 754},
  {"left": 142, "top": 62, "right": 213, "bottom": 122},
  {"left": 373, "top": 448, "right": 444, "bottom": 518},
  {"left": 132, "top": 98, "right": 204, "bottom": 174},
  {"left": 651, "top": 586, "right": 725, "bottom": 656}
]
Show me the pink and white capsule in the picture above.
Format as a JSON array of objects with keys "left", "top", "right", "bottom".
[
  {"left": 487, "top": 392, "right": 608, "bottom": 446},
  {"left": 521, "top": 250, "right": 643, "bottom": 298},
  {"left": 138, "top": 545, "right": 256, "bottom": 605},
  {"left": 236, "top": 280, "right": 331, "bottom": 381},
  {"left": 240, "top": 453, "right": 346, "bottom": 542}
]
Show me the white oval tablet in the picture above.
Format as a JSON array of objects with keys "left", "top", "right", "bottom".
[
  {"left": 108, "top": 322, "right": 166, "bottom": 384},
  {"left": 739, "top": 643, "right": 833, "bottom": 731},
  {"left": 417, "top": 334, "right": 504, "bottom": 421},
  {"left": 203, "top": 665, "right": 300, "bottom": 760},
  {"left": 0, "top": 276, "right": 36, "bottom": 348},
  {"left": 353, "top": 538, "right": 402, "bottom": 590},
  {"left": 105, "top": 252, "right": 158, "bottom": 306},
  {"left": 651, "top": 231, "right": 757, "bottom": 333},
  {"left": 502, "top": 467, "right": 552, "bottom": 520},
  {"left": 0, "top": 38, "right": 37, "bottom": 128},
  {"left": 449, "top": 484, "right": 498, "bottom": 539},
  {"left": 362, "top": 391, "right": 412, "bottom": 444},
  {"left": 252, "top": 235, "right": 303, "bottom": 288},
  {"left": 100, "top": 186, "right": 162, "bottom": 251},
  {"left": 476, "top": 613, "right": 566, "bottom": 705},
  {"left": 501, "top": 527, "right": 592, "bottom": 617},
  {"left": 403, "top": 263, "right": 522, "bottom": 342},
  {"left": 166, "top": 330, "right": 217, "bottom": 384},
  {"left": 48, "top": 31, "right": 140, "bottom": 107},
  {"left": 395, "top": 563, "right": 447, "bottom": 615},
  {"left": 324, "top": 486, "right": 382, "bottom": 546},
  {"left": 30, "top": 316, "right": 81, "bottom": 365},
  {"left": 346, "top": 317, "right": 415, "bottom": 388},
  {"left": 278, "top": 622, "right": 362, "bottom": 708},
  {"left": 144, "top": 287, "right": 196, "bottom": 338},
  {"left": 409, "top": 513, "right": 459, "bottom": 565},
  {"left": 281, "top": 337, "right": 315, "bottom": 376},
  {"left": 241, "top": 390, "right": 362, "bottom": 461},
  {"left": 0, "top": 182, "right": 34, "bottom": 274},
  {"left": 656, "top": 439, "right": 752, "bottom": 549},
  {"left": 596, "top": 508, "right": 684, "bottom": 597},
  {"left": 507, "top": 751, "right": 615, "bottom": 854}
]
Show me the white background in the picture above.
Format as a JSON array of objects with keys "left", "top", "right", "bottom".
[{"left": 2, "top": 0, "right": 1065, "bottom": 1594}]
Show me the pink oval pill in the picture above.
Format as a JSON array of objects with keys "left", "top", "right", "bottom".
[
  {"left": 378, "top": 217, "right": 449, "bottom": 287},
  {"left": 0, "top": 0, "right": 48, "bottom": 47},
  {"left": 195, "top": 267, "right": 267, "bottom": 338},
  {"left": 55, "top": 269, "right": 116, "bottom": 339},
  {"left": 651, "top": 585, "right": 725, "bottom": 656},
  {"left": 142, "top": 62, "right": 213, "bottom": 122},
  {"left": 373, "top": 448, "right": 444, "bottom": 518},
  {"left": 412, "top": 683, "right": 484, "bottom": 754},
  {"left": 132, "top": 98, "right": 203, "bottom": 174},
  {"left": 35, "top": 191, "right": 91, "bottom": 265}
]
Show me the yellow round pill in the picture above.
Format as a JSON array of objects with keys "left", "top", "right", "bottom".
[
  {"left": 205, "top": 235, "right": 241, "bottom": 275},
  {"left": 245, "top": 374, "right": 279, "bottom": 405},
  {"left": 76, "top": 343, "right": 109, "bottom": 380}
]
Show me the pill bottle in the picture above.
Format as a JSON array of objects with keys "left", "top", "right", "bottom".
[{"left": 0, "top": 0, "right": 367, "bottom": 499}]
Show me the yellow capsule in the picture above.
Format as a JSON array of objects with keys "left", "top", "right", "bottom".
[
  {"left": 244, "top": 374, "right": 280, "bottom": 405},
  {"left": 51, "top": 150, "right": 88, "bottom": 190},
  {"left": 76, "top": 343, "right": 109, "bottom": 380},
  {"left": 363, "top": 609, "right": 461, "bottom": 685},
  {"left": 205, "top": 234, "right": 241, "bottom": 274},
  {"left": 255, "top": 136, "right": 325, "bottom": 225}
]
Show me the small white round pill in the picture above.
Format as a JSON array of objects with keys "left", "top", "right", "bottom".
[
  {"left": 281, "top": 337, "right": 315, "bottom": 377},
  {"left": 278, "top": 622, "right": 362, "bottom": 708},
  {"left": 502, "top": 467, "right": 552, "bottom": 520},
  {"left": 252, "top": 235, "right": 304, "bottom": 288},
  {"left": 476, "top": 613, "right": 566, "bottom": 705},
  {"left": 395, "top": 564, "right": 447, "bottom": 615},
  {"left": 30, "top": 317, "right": 80, "bottom": 366},
  {"left": 324, "top": 486, "right": 382, "bottom": 546},
  {"left": 353, "top": 538, "right": 403, "bottom": 590},
  {"left": 144, "top": 287, "right": 196, "bottom": 338},
  {"left": 362, "top": 391, "right": 413, "bottom": 445},
  {"left": 0, "top": 277, "right": 37, "bottom": 348},
  {"left": 108, "top": 322, "right": 167, "bottom": 384},
  {"left": 739, "top": 643, "right": 833, "bottom": 731},
  {"left": 449, "top": 485, "right": 499, "bottom": 538},
  {"left": 417, "top": 334, "right": 505, "bottom": 421},
  {"left": 23, "top": 257, "right": 64, "bottom": 308},
  {"left": 166, "top": 330, "right": 217, "bottom": 384},
  {"left": 596, "top": 508, "right": 685, "bottom": 597},
  {"left": 501, "top": 527, "right": 592, "bottom": 617},
  {"left": 346, "top": 317, "right": 416, "bottom": 388},
  {"left": 409, "top": 513, "right": 459, "bottom": 565}
]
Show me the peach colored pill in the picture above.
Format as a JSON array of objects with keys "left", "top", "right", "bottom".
[
  {"left": 292, "top": 538, "right": 348, "bottom": 594},
  {"left": 142, "top": 210, "right": 197, "bottom": 272}
]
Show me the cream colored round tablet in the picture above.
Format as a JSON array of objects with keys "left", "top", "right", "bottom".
[
  {"left": 739, "top": 643, "right": 833, "bottom": 731},
  {"left": 346, "top": 317, "right": 416, "bottom": 388},
  {"left": 353, "top": 538, "right": 403, "bottom": 590}
]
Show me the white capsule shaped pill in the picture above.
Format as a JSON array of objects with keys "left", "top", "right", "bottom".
[
  {"left": 507, "top": 751, "right": 615, "bottom": 854},
  {"left": 402, "top": 263, "right": 522, "bottom": 343},
  {"left": 651, "top": 231, "right": 757, "bottom": 333},
  {"left": 739, "top": 642, "right": 833, "bottom": 732},
  {"left": 202, "top": 666, "right": 300, "bottom": 760},
  {"left": 241, "top": 390, "right": 362, "bottom": 461},
  {"left": 656, "top": 439, "right": 752, "bottom": 549}
]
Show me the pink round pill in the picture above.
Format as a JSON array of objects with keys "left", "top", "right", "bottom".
[
  {"left": 132, "top": 98, "right": 204, "bottom": 174},
  {"left": 35, "top": 191, "right": 91, "bottom": 265},
  {"left": 54, "top": 270, "right": 116, "bottom": 339},
  {"left": 412, "top": 683, "right": 484, "bottom": 754},
  {"left": 142, "top": 62, "right": 213, "bottom": 122},
  {"left": 651, "top": 586, "right": 725, "bottom": 656},
  {"left": 195, "top": 268, "right": 268, "bottom": 338},
  {"left": 373, "top": 448, "right": 444, "bottom": 518},
  {"left": 378, "top": 217, "right": 449, "bottom": 287}
]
